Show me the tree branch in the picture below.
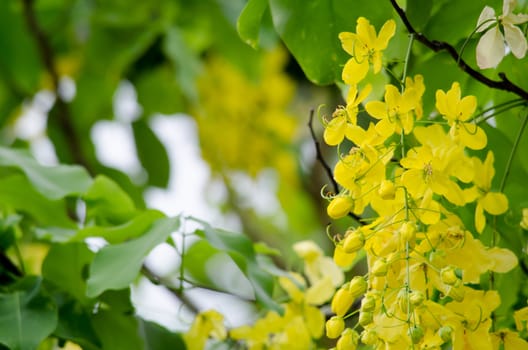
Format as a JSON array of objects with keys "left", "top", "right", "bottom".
[
  {"left": 390, "top": 0, "right": 528, "bottom": 101},
  {"left": 21, "top": 0, "right": 93, "bottom": 173},
  {"left": 308, "top": 109, "right": 361, "bottom": 222}
]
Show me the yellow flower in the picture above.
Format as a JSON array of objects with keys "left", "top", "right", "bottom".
[
  {"left": 365, "top": 84, "right": 419, "bottom": 136},
  {"left": 323, "top": 84, "right": 372, "bottom": 146},
  {"left": 476, "top": 0, "right": 528, "bottom": 69},
  {"left": 435, "top": 82, "right": 487, "bottom": 150},
  {"left": 339, "top": 18, "right": 396, "bottom": 85},
  {"left": 520, "top": 208, "right": 528, "bottom": 230},
  {"left": 491, "top": 329, "right": 528, "bottom": 350},
  {"left": 184, "top": 310, "right": 226, "bottom": 350},
  {"left": 463, "top": 151, "right": 509, "bottom": 233}
]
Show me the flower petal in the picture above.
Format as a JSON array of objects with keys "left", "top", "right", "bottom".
[
  {"left": 482, "top": 192, "right": 509, "bottom": 215},
  {"left": 504, "top": 24, "right": 528, "bottom": 58},
  {"left": 476, "top": 26, "right": 505, "bottom": 69},
  {"left": 477, "top": 6, "right": 497, "bottom": 32},
  {"left": 342, "top": 59, "right": 369, "bottom": 85},
  {"left": 365, "top": 100, "right": 387, "bottom": 119}
]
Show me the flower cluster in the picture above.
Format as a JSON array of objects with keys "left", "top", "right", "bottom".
[
  {"left": 184, "top": 241, "right": 343, "bottom": 349},
  {"left": 194, "top": 48, "right": 298, "bottom": 180},
  {"left": 323, "top": 16, "right": 525, "bottom": 349}
]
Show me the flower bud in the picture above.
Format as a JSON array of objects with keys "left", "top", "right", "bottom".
[
  {"left": 408, "top": 325, "right": 424, "bottom": 344},
  {"left": 440, "top": 266, "right": 458, "bottom": 285},
  {"left": 397, "top": 289, "right": 409, "bottom": 313},
  {"left": 326, "top": 316, "right": 345, "bottom": 339},
  {"left": 409, "top": 290, "right": 425, "bottom": 307},
  {"left": 371, "top": 258, "right": 388, "bottom": 277},
  {"left": 400, "top": 222, "right": 416, "bottom": 244},
  {"left": 360, "top": 329, "right": 378, "bottom": 345},
  {"left": 438, "top": 325, "right": 453, "bottom": 342},
  {"left": 358, "top": 311, "right": 373, "bottom": 326},
  {"left": 360, "top": 294, "right": 376, "bottom": 312},
  {"left": 331, "top": 286, "right": 355, "bottom": 317},
  {"left": 343, "top": 230, "right": 365, "bottom": 253},
  {"left": 521, "top": 208, "right": 528, "bottom": 230},
  {"left": 378, "top": 180, "right": 396, "bottom": 200},
  {"left": 336, "top": 329, "right": 359, "bottom": 350},
  {"left": 327, "top": 196, "right": 354, "bottom": 219},
  {"left": 348, "top": 276, "right": 367, "bottom": 298},
  {"left": 446, "top": 282, "right": 465, "bottom": 302}
]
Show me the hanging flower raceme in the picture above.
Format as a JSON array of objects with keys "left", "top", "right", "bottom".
[
  {"left": 339, "top": 17, "right": 396, "bottom": 86},
  {"left": 476, "top": 0, "right": 528, "bottom": 69}
]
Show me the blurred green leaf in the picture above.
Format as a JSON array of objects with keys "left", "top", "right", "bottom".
[
  {"left": 91, "top": 290, "right": 144, "bottom": 350},
  {"left": 42, "top": 242, "right": 95, "bottom": 302},
  {"left": 135, "top": 65, "right": 184, "bottom": 117},
  {"left": 86, "top": 216, "right": 179, "bottom": 298},
  {"left": 73, "top": 210, "right": 165, "bottom": 244},
  {"left": 0, "top": 174, "right": 74, "bottom": 227},
  {"left": 163, "top": 26, "right": 202, "bottom": 101},
  {"left": 54, "top": 299, "right": 101, "bottom": 350},
  {"left": 406, "top": 0, "right": 433, "bottom": 32},
  {"left": 0, "top": 147, "right": 92, "bottom": 200},
  {"left": 192, "top": 219, "right": 282, "bottom": 312},
  {"left": 139, "top": 319, "right": 186, "bottom": 350},
  {"left": 132, "top": 120, "right": 170, "bottom": 188},
  {"left": 237, "top": 0, "right": 268, "bottom": 49},
  {"left": 0, "top": 0, "right": 43, "bottom": 94},
  {"left": 0, "top": 277, "right": 58, "bottom": 350},
  {"left": 83, "top": 175, "right": 138, "bottom": 225}
]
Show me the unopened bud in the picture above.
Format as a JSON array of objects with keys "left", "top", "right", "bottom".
[
  {"left": 327, "top": 197, "right": 354, "bottom": 219},
  {"left": 343, "top": 230, "right": 365, "bottom": 253},
  {"left": 331, "top": 286, "right": 355, "bottom": 317},
  {"left": 371, "top": 258, "right": 388, "bottom": 277},
  {"left": 360, "top": 295, "right": 376, "bottom": 312},
  {"left": 358, "top": 311, "right": 373, "bottom": 326},
  {"left": 400, "top": 222, "right": 416, "bottom": 244},
  {"left": 440, "top": 266, "right": 458, "bottom": 286},
  {"left": 336, "top": 329, "right": 359, "bottom": 350},
  {"left": 326, "top": 316, "right": 345, "bottom": 339},
  {"left": 409, "top": 290, "right": 425, "bottom": 307},
  {"left": 378, "top": 180, "right": 396, "bottom": 200},
  {"left": 360, "top": 329, "right": 378, "bottom": 345},
  {"left": 408, "top": 325, "right": 424, "bottom": 344},
  {"left": 348, "top": 276, "right": 367, "bottom": 298},
  {"left": 438, "top": 325, "right": 453, "bottom": 342}
]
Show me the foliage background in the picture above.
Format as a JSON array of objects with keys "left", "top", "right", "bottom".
[{"left": 0, "top": 0, "right": 527, "bottom": 349}]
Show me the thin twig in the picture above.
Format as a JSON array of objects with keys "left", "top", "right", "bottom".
[
  {"left": 21, "top": 0, "right": 93, "bottom": 173},
  {"left": 140, "top": 264, "right": 201, "bottom": 314},
  {"left": 308, "top": 109, "right": 361, "bottom": 222},
  {"left": 390, "top": 0, "right": 528, "bottom": 101},
  {"left": 308, "top": 109, "right": 339, "bottom": 194}
]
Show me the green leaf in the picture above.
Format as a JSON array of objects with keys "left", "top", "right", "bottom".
[
  {"left": 139, "top": 319, "right": 186, "bottom": 350},
  {"left": 91, "top": 290, "right": 144, "bottom": 350},
  {"left": 86, "top": 216, "right": 180, "bottom": 298},
  {"left": 132, "top": 120, "right": 170, "bottom": 188},
  {"left": 0, "top": 277, "right": 58, "bottom": 350},
  {"left": 237, "top": 0, "right": 268, "bottom": 49},
  {"left": 268, "top": 0, "right": 347, "bottom": 84},
  {"left": 0, "top": 174, "right": 74, "bottom": 227},
  {"left": 83, "top": 175, "right": 138, "bottom": 225},
  {"left": 163, "top": 26, "right": 202, "bottom": 101},
  {"left": 406, "top": 0, "right": 433, "bottom": 31},
  {"left": 54, "top": 300, "right": 102, "bottom": 350},
  {"left": 0, "top": 147, "right": 92, "bottom": 200},
  {"left": 42, "top": 242, "right": 95, "bottom": 302},
  {"left": 73, "top": 210, "right": 165, "bottom": 244},
  {"left": 134, "top": 65, "right": 184, "bottom": 117},
  {"left": 192, "top": 219, "right": 282, "bottom": 312}
]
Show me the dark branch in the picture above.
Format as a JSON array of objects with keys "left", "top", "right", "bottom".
[
  {"left": 21, "top": 0, "right": 93, "bottom": 173},
  {"left": 390, "top": 0, "right": 528, "bottom": 101},
  {"left": 308, "top": 109, "right": 361, "bottom": 222},
  {"left": 308, "top": 109, "right": 339, "bottom": 194}
]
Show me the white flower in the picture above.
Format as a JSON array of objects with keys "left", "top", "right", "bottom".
[{"left": 476, "top": 0, "right": 528, "bottom": 69}]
